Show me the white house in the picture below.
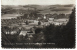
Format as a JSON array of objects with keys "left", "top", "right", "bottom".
[
  {"left": 53, "top": 22, "right": 62, "bottom": 25},
  {"left": 54, "top": 18, "right": 69, "bottom": 22},
  {"left": 43, "top": 22, "right": 50, "bottom": 26},
  {"left": 5, "top": 31, "right": 17, "bottom": 35},
  {"left": 19, "top": 31, "right": 27, "bottom": 36},
  {"left": 10, "top": 31, "right": 17, "bottom": 35},
  {"left": 49, "top": 18, "right": 54, "bottom": 21}
]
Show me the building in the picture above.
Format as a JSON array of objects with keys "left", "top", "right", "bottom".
[
  {"left": 43, "top": 22, "right": 50, "bottom": 26},
  {"left": 49, "top": 18, "right": 54, "bottom": 21},
  {"left": 54, "top": 18, "right": 69, "bottom": 22},
  {"left": 5, "top": 30, "right": 18, "bottom": 35},
  {"left": 53, "top": 18, "right": 69, "bottom": 25},
  {"left": 19, "top": 31, "right": 27, "bottom": 36},
  {"left": 53, "top": 22, "right": 63, "bottom": 26}
]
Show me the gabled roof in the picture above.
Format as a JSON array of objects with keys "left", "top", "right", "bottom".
[
  {"left": 54, "top": 19, "right": 69, "bottom": 22},
  {"left": 19, "top": 31, "right": 27, "bottom": 36}
]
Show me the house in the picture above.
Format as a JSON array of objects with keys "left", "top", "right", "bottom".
[
  {"left": 53, "top": 22, "right": 62, "bottom": 26},
  {"left": 53, "top": 18, "right": 69, "bottom": 25},
  {"left": 26, "top": 27, "right": 35, "bottom": 38},
  {"left": 44, "top": 15, "right": 46, "bottom": 19},
  {"left": 34, "top": 20, "right": 39, "bottom": 23},
  {"left": 49, "top": 18, "right": 54, "bottom": 21},
  {"left": 43, "top": 22, "right": 50, "bottom": 26},
  {"left": 19, "top": 26, "right": 35, "bottom": 36},
  {"left": 54, "top": 18, "right": 69, "bottom": 22},
  {"left": 27, "top": 31, "right": 35, "bottom": 38},
  {"left": 5, "top": 30, "right": 18, "bottom": 35},
  {"left": 6, "top": 31, "right": 9, "bottom": 34},
  {"left": 21, "top": 22, "right": 26, "bottom": 25},
  {"left": 36, "top": 25, "right": 44, "bottom": 28},
  {"left": 29, "top": 23, "right": 38, "bottom": 26},
  {"left": 18, "top": 26, "right": 22, "bottom": 29},
  {"left": 10, "top": 31, "right": 17, "bottom": 35},
  {"left": 25, "top": 26, "right": 34, "bottom": 30},
  {"left": 28, "top": 20, "right": 36, "bottom": 23},
  {"left": 19, "top": 31, "right": 27, "bottom": 36},
  {"left": 48, "top": 20, "right": 54, "bottom": 23},
  {"left": 5, "top": 26, "right": 20, "bottom": 35}
]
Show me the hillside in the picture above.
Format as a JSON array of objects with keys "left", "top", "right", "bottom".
[{"left": 1, "top": 4, "right": 74, "bottom": 15}]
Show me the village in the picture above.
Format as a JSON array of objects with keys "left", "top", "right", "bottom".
[
  {"left": 1, "top": 0, "right": 75, "bottom": 48},
  {"left": 1, "top": 12, "right": 70, "bottom": 42}
]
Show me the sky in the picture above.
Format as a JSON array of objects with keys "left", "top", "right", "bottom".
[{"left": 1, "top": 0, "right": 75, "bottom": 5}]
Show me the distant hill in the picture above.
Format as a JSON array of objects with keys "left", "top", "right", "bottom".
[{"left": 1, "top": 4, "right": 75, "bottom": 15}]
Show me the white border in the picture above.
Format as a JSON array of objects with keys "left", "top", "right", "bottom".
[{"left": 0, "top": 0, "right": 76, "bottom": 49}]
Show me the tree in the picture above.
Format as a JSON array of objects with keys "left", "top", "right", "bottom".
[
  {"left": 25, "top": 20, "right": 29, "bottom": 25},
  {"left": 56, "top": 8, "right": 75, "bottom": 48},
  {"left": 62, "top": 8, "right": 75, "bottom": 48},
  {"left": 42, "top": 8, "right": 75, "bottom": 48},
  {"left": 38, "top": 21, "right": 41, "bottom": 25}
]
